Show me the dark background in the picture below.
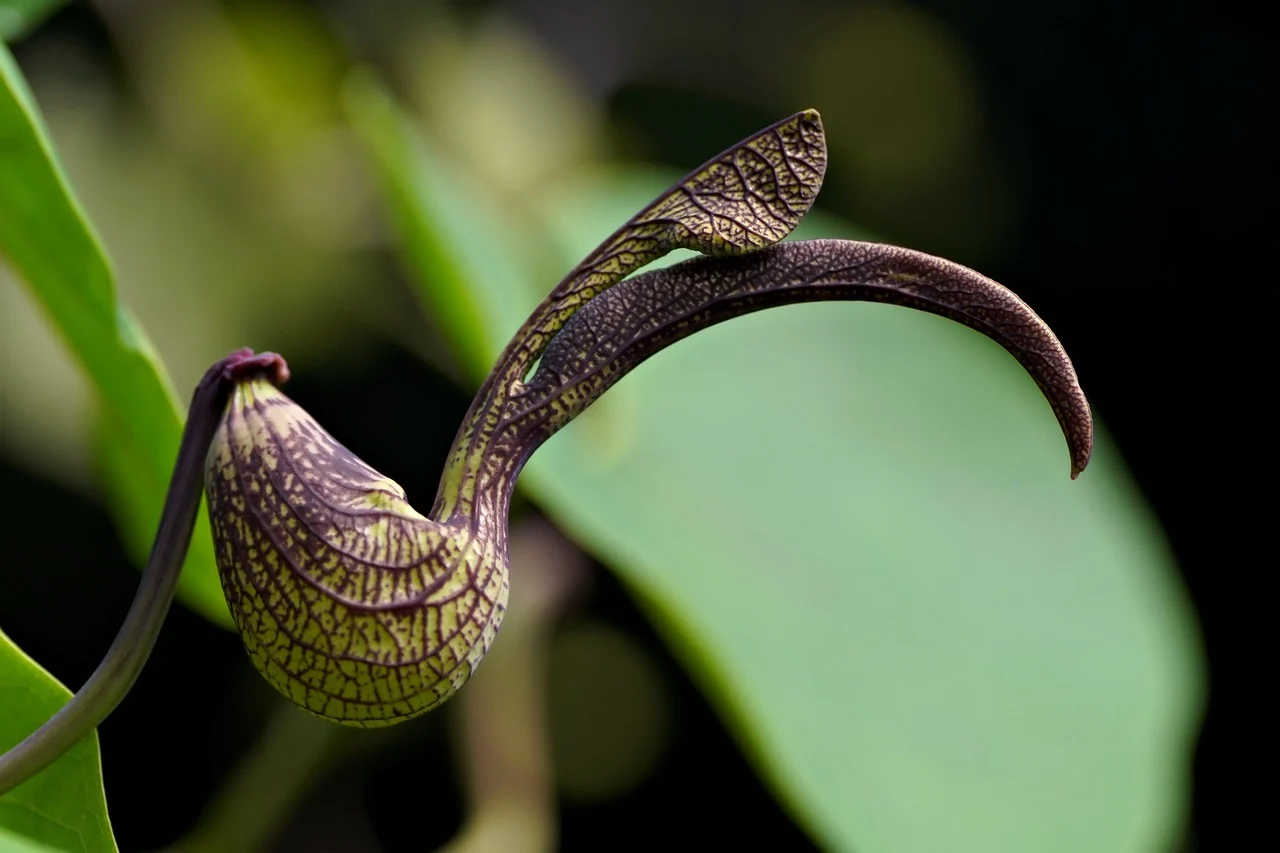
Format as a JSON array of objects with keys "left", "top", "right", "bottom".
[{"left": 1, "top": 0, "right": 1262, "bottom": 849}]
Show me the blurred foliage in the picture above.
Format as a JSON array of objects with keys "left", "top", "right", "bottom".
[
  {"left": 800, "top": 2, "right": 1021, "bottom": 257},
  {"left": 164, "top": 707, "right": 352, "bottom": 853},
  {"left": 442, "top": 520, "right": 587, "bottom": 853},
  {"left": 0, "top": 0, "right": 65, "bottom": 42},
  {"left": 548, "top": 621, "right": 670, "bottom": 802},
  {"left": 0, "top": 42, "right": 226, "bottom": 625},
  {"left": 0, "top": 3, "right": 1205, "bottom": 852}
]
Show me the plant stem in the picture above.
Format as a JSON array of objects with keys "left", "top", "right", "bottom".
[
  {"left": 0, "top": 349, "right": 287, "bottom": 796},
  {"left": 441, "top": 519, "right": 587, "bottom": 853},
  {"left": 165, "top": 703, "right": 358, "bottom": 853}
]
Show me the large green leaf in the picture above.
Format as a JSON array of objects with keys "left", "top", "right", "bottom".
[
  {"left": 0, "top": 44, "right": 228, "bottom": 627},
  {"left": 0, "top": 631, "right": 116, "bottom": 853},
  {"left": 349, "top": 80, "right": 1204, "bottom": 852}
]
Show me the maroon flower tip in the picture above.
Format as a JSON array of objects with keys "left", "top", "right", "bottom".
[{"left": 220, "top": 349, "right": 290, "bottom": 387}]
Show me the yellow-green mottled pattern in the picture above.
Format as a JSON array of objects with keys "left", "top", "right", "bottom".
[
  {"left": 206, "top": 379, "right": 508, "bottom": 726},
  {"left": 434, "top": 110, "right": 828, "bottom": 521},
  {"left": 505, "top": 108, "right": 827, "bottom": 371}
]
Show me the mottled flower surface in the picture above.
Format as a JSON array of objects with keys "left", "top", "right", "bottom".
[{"left": 201, "top": 111, "right": 1089, "bottom": 725}]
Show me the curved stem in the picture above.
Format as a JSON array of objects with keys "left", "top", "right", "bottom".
[{"left": 0, "top": 349, "right": 288, "bottom": 796}]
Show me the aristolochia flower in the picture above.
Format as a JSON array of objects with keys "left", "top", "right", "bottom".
[{"left": 1, "top": 110, "right": 1091, "bottom": 792}]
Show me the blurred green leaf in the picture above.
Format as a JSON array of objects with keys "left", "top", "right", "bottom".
[
  {"left": 0, "top": 826, "right": 61, "bottom": 853},
  {"left": 0, "top": 630, "right": 116, "bottom": 853},
  {"left": 350, "top": 79, "right": 1203, "bottom": 852},
  {"left": 0, "top": 1, "right": 64, "bottom": 42},
  {"left": 345, "top": 72, "right": 531, "bottom": 366},
  {"left": 0, "top": 45, "right": 229, "bottom": 626}
]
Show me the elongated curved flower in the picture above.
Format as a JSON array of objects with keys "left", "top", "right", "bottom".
[
  {"left": 202, "top": 110, "right": 1091, "bottom": 727},
  {"left": 0, "top": 110, "right": 1092, "bottom": 789}
]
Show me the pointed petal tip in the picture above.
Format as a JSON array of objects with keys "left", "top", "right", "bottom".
[
  {"left": 1069, "top": 434, "right": 1092, "bottom": 480},
  {"left": 796, "top": 108, "right": 823, "bottom": 134}
]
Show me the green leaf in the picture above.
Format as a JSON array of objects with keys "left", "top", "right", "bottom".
[
  {"left": 0, "top": 1, "right": 65, "bottom": 42},
  {"left": 350, "top": 81, "right": 1204, "bottom": 852},
  {"left": 0, "top": 44, "right": 229, "bottom": 626},
  {"left": 0, "top": 631, "right": 117, "bottom": 853},
  {"left": 0, "top": 826, "right": 61, "bottom": 853},
  {"left": 344, "top": 72, "right": 548, "bottom": 371}
]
